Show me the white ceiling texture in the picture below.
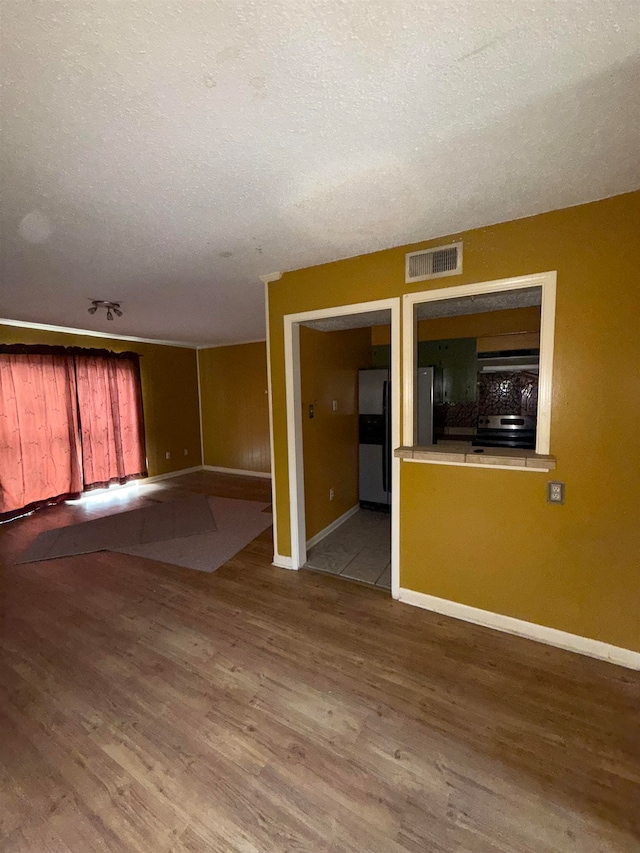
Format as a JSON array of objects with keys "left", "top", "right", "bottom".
[{"left": 1, "top": 1, "right": 639, "bottom": 347}]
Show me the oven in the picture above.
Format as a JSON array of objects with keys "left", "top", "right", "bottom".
[{"left": 473, "top": 414, "right": 537, "bottom": 449}]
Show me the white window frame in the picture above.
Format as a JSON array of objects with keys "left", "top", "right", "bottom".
[{"left": 402, "top": 271, "right": 557, "bottom": 456}]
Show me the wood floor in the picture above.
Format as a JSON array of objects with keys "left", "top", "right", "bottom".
[{"left": 1, "top": 471, "right": 638, "bottom": 852}]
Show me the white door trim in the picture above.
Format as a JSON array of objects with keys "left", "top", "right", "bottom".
[
  {"left": 402, "top": 271, "right": 557, "bottom": 454},
  {"left": 263, "top": 275, "right": 292, "bottom": 568},
  {"left": 283, "top": 298, "right": 402, "bottom": 598}
]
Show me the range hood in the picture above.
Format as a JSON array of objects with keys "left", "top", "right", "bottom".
[{"left": 478, "top": 348, "right": 540, "bottom": 373}]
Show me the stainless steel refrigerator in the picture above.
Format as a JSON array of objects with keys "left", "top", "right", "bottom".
[
  {"left": 358, "top": 369, "right": 391, "bottom": 509},
  {"left": 416, "top": 366, "right": 435, "bottom": 445}
]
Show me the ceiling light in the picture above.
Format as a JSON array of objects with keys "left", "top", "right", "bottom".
[{"left": 88, "top": 300, "right": 123, "bottom": 320}]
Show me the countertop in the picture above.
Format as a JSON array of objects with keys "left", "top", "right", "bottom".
[{"left": 394, "top": 444, "right": 556, "bottom": 470}]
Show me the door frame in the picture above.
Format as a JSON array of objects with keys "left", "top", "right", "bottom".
[{"left": 283, "top": 298, "right": 402, "bottom": 598}]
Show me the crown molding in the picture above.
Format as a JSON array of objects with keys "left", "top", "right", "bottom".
[
  {"left": 196, "top": 337, "right": 267, "bottom": 350},
  {"left": 0, "top": 318, "right": 198, "bottom": 349},
  {"left": 259, "top": 271, "right": 282, "bottom": 284}
]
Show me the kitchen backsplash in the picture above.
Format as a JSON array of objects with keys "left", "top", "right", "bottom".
[
  {"left": 478, "top": 370, "right": 538, "bottom": 416},
  {"left": 434, "top": 370, "right": 539, "bottom": 432}
]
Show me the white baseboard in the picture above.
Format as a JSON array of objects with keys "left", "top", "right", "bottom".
[
  {"left": 398, "top": 588, "right": 640, "bottom": 671},
  {"left": 306, "top": 504, "right": 360, "bottom": 550},
  {"left": 202, "top": 465, "right": 271, "bottom": 479},
  {"left": 272, "top": 554, "right": 294, "bottom": 570},
  {"left": 143, "top": 465, "right": 204, "bottom": 483}
]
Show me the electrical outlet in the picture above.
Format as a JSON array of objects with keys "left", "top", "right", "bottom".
[
  {"left": 329, "top": 488, "right": 334, "bottom": 501},
  {"left": 165, "top": 451, "right": 171, "bottom": 460},
  {"left": 332, "top": 400, "right": 338, "bottom": 412},
  {"left": 547, "top": 481, "right": 565, "bottom": 504},
  {"left": 183, "top": 448, "right": 188, "bottom": 456}
]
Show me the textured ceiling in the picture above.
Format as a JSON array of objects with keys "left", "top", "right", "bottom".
[
  {"left": 300, "top": 286, "right": 540, "bottom": 331},
  {"left": 416, "top": 286, "right": 541, "bottom": 320},
  {"left": 1, "top": 1, "right": 639, "bottom": 346},
  {"left": 303, "top": 309, "right": 391, "bottom": 332}
]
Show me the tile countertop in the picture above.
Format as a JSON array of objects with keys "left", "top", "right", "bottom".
[{"left": 394, "top": 445, "right": 556, "bottom": 470}]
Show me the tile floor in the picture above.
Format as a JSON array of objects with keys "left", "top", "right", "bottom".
[{"left": 304, "top": 508, "right": 391, "bottom": 589}]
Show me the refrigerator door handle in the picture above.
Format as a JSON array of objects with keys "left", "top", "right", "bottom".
[{"left": 382, "top": 381, "right": 388, "bottom": 493}]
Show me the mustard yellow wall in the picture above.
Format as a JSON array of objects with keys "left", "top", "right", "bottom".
[
  {"left": 268, "top": 191, "right": 640, "bottom": 652},
  {"left": 371, "top": 306, "right": 541, "bottom": 346},
  {"left": 300, "top": 326, "right": 372, "bottom": 539},
  {"left": 0, "top": 326, "right": 202, "bottom": 477},
  {"left": 198, "top": 341, "right": 270, "bottom": 473}
]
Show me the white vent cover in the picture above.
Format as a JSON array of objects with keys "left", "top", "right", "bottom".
[{"left": 405, "top": 241, "right": 463, "bottom": 284}]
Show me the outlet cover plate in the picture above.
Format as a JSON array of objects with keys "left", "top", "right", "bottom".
[{"left": 547, "top": 481, "right": 565, "bottom": 504}]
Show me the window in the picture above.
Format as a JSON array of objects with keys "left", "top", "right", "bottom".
[
  {"left": 401, "top": 272, "right": 556, "bottom": 465},
  {"left": 0, "top": 345, "right": 147, "bottom": 520}
]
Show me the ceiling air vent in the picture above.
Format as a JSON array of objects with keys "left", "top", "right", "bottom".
[{"left": 405, "top": 241, "right": 463, "bottom": 284}]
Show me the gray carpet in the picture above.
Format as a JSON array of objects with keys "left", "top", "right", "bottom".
[
  {"left": 113, "top": 496, "right": 272, "bottom": 572},
  {"left": 18, "top": 494, "right": 217, "bottom": 564},
  {"left": 18, "top": 494, "right": 272, "bottom": 574}
]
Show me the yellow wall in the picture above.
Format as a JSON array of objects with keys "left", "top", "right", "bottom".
[
  {"left": 0, "top": 326, "right": 202, "bottom": 477},
  {"left": 300, "top": 326, "right": 372, "bottom": 539},
  {"left": 371, "top": 306, "right": 541, "bottom": 346},
  {"left": 198, "top": 341, "right": 270, "bottom": 474},
  {"left": 268, "top": 191, "right": 640, "bottom": 652}
]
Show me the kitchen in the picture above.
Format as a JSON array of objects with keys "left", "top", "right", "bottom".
[
  {"left": 417, "top": 335, "right": 541, "bottom": 451},
  {"left": 299, "top": 287, "right": 548, "bottom": 591},
  {"left": 365, "top": 291, "right": 543, "bottom": 463}
]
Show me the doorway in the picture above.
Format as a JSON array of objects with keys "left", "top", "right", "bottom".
[
  {"left": 305, "top": 504, "right": 392, "bottom": 589},
  {"left": 283, "top": 298, "right": 401, "bottom": 597}
]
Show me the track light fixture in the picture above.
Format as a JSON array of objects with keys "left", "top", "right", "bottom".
[{"left": 88, "top": 300, "right": 122, "bottom": 321}]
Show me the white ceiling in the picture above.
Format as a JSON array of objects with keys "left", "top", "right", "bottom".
[{"left": 1, "top": 1, "right": 638, "bottom": 347}]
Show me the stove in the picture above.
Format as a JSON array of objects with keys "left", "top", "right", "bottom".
[{"left": 473, "top": 414, "right": 537, "bottom": 449}]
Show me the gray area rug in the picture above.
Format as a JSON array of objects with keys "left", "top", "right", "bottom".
[
  {"left": 18, "top": 494, "right": 217, "bottom": 564},
  {"left": 113, "top": 496, "right": 272, "bottom": 573},
  {"left": 18, "top": 494, "right": 272, "bottom": 574}
]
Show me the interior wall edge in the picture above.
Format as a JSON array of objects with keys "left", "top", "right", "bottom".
[
  {"left": 398, "top": 587, "right": 640, "bottom": 670},
  {"left": 196, "top": 349, "right": 205, "bottom": 466},
  {"left": 306, "top": 504, "right": 359, "bottom": 550}
]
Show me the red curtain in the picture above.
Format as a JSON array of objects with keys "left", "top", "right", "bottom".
[
  {"left": 0, "top": 352, "right": 83, "bottom": 519},
  {"left": 0, "top": 346, "right": 147, "bottom": 520},
  {"left": 75, "top": 354, "right": 147, "bottom": 489}
]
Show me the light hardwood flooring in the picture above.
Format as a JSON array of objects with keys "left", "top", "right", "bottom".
[{"left": 0, "top": 471, "right": 638, "bottom": 852}]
